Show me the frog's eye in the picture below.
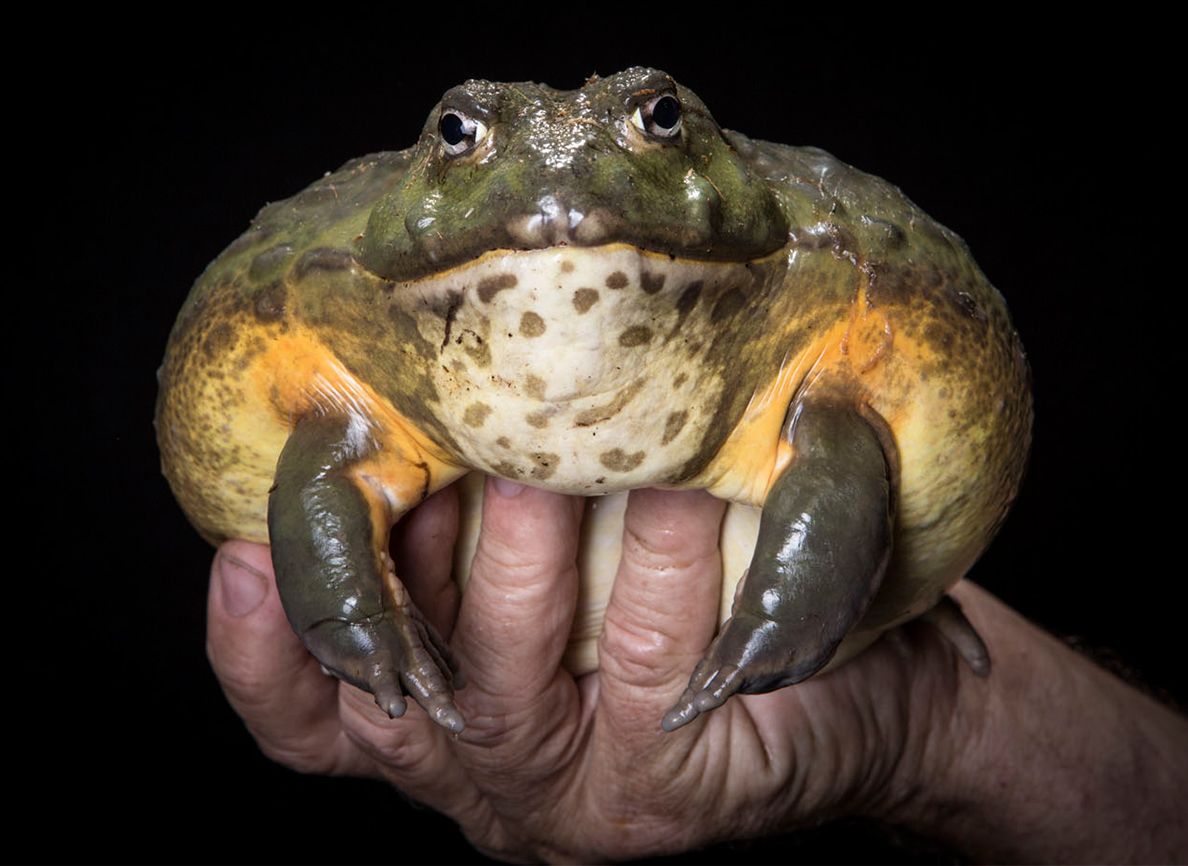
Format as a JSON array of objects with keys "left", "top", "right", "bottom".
[
  {"left": 439, "top": 110, "right": 489, "bottom": 156},
  {"left": 629, "top": 93, "right": 682, "bottom": 140}
]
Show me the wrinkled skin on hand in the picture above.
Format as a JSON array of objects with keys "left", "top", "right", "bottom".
[{"left": 207, "top": 481, "right": 970, "bottom": 862}]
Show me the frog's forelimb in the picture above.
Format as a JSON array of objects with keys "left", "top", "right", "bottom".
[
  {"left": 268, "top": 412, "right": 465, "bottom": 733},
  {"left": 663, "top": 398, "right": 893, "bottom": 732}
]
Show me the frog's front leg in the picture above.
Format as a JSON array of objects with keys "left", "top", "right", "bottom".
[
  {"left": 268, "top": 412, "right": 465, "bottom": 733},
  {"left": 663, "top": 398, "right": 893, "bottom": 732}
]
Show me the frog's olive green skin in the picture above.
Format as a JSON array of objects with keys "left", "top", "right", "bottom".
[{"left": 156, "top": 68, "right": 1032, "bottom": 732}]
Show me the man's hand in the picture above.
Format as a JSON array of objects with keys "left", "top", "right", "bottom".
[{"left": 206, "top": 480, "right": 1188, "bottom": 863}]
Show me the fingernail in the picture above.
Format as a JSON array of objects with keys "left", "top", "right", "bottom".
[
  {"left": 218, "top": 551, "right": 268, "bottom": 617},
  {"left": 492, "top": 477, "right": 525, "bottom": 498}
]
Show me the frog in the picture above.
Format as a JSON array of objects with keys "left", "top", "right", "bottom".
[{"left": 156, "top": 67, "right": 1032, "bottom": 735}]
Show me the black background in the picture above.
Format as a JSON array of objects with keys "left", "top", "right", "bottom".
[{"left": 36, "top": 19, "right": 1174, "bottom": 864}]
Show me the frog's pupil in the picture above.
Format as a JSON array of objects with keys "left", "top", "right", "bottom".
[
  {"left": 440, "top": 112, "right": 467, "bottom": 146},
  {"left": 651, "top": 96, "right": 680, "bottom": 131}
]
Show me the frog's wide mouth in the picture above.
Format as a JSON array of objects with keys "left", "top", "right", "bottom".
[
  {"left": 356, "top": 194, "right": 789, "bottom": 284},
  {"left": 383, "top": 243, "right": 788, "bottom": 311}
]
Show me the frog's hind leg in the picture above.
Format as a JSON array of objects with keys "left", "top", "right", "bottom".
[
  {"left": 919, "top": 595, "right": 991, "bottom": 676},
  {"left": 268, "top": 412, "right": 464, "bottom": 732},
  {"left": 663, "top": 398, "right": 892, "bottom": 732}
]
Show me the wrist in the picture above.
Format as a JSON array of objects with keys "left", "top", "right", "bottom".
[{"left": 880, "top": 582, "right": 1188, "bottom": 862}]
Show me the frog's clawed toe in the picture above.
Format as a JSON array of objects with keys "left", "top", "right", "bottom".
[
  {"left": 662, "top": 662, "right": 742, "bottom": 731},
  {"left": 380, "top": 608, "right": 465, "bottom": 732},
  {"left": 662, "top": 611, "right": 831, "bottom": 732},
  {"left": 304, "top": 613, "right": 466, "bottom": 733},
  {"left": 919, "top": 594, "right": 991, "bottom": 677}
]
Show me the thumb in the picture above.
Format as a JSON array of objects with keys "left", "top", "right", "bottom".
[{"left": 206, "top": 541, "right": 363, "bottom": 775}]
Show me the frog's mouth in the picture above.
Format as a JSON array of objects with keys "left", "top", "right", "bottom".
[{"left": 357, "top": 190, "right": 789, "bottom": 284}]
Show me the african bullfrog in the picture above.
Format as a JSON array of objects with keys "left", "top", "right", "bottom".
[{"left": 156, "top": 67, "right": 1032, "bottom": 733}]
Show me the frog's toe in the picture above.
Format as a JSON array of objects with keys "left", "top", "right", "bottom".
[
  {"left": 393, "top": 616, "right": 466, "bottom": 732},
  {"left": 302, "top": 611, "right": 464, "bottom": 732},
  {"left": 662, "top": 611, "right": 820, "bottom": 731},
  {"left": 371, "top": 612, "right": 465, "bottom": 732},
  {"left": 662, "top": 663, "right": 739, "bottom": 731},
  {"left": 919, "top": 594, "right": 991, "bottom": 677}
]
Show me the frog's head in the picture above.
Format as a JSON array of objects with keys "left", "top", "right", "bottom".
[{"left": 357, "top": 68, "right": 788, "bottom": 280}]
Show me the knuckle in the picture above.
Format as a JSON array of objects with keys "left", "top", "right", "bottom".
[
  {"left": 622, "top": 524, "right": 706, "bottom": 569},
  {"left": 342, "top": 709, "right": 436, "bottom": 771},
  {"left": 598, "top": 611, "right": 690, "bottom": 688},
  {"left": 455, "top": 700, "right": 544, "bottom": 764},
  {"left": 470, "top": 541, "right": 568, "bottom": 592}
]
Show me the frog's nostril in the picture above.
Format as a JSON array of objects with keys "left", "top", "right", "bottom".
[
  {"left": 572, "top": 208, "right": 614, "bottom": 245},
  {"left": 505, "top": 195, "right": 604, "bottom": 247},
  {"left": 505, "top": 194, "right": 562, "bottom": 246}
]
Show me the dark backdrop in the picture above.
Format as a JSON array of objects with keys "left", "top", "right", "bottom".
[{"left": 38, "top": 20, "right": 1171, "bottom": 864}]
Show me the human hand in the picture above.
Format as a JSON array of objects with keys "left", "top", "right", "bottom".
[{"left": 204, "top": 480, "right": 1014, "bottom": 861}]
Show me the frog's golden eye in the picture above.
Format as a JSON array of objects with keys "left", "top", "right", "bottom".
[
  {"left": 629, "top": 93, "right": 682, "bottom": 140},
  {"left": 439, "top": 110, "right": 489, "bottom": 156}
]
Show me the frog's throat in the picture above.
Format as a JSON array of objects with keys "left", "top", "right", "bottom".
[{"left": 387, "top": 244, "right": 790, "bottom": 494}]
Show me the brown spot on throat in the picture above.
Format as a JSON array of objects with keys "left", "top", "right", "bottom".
[
  {"left": 600, "top": 448, "right": 646, "bottom": 472},
  {"left": 463, "top": 403, "right": 492, "bottom": 427},
  {"left": 530, "top": 452, "right": 560, "bottom": 480},
  {"left": 494, "top": 460, "right": 521, "bottom": 478},
  {"left": 572, "top": 288, "right": 600, "bottom": 313},
  {"left": 477, "top": 273, "right": 517, "bottom": 303},
  {"left": 662, "top": 411, "right": 688, "bottom": 445},
  {"left": 640, "top": 271, "right": 666, "bottom": 294},
  {"left": 524, "top": 375, "right": 547, "bottom": 400},
  {"left": 619, "top": 325, "right": 652, "bottom": 347},
  {"left": 519, "top": 311, "right": 546, "bottom": 337},
  {"left": 606, "top": 271, "right": 628, "bottom": 290}
]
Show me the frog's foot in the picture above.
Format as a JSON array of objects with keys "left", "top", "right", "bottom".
[
  {"left": 919, "top": 594, "right": 991, "bottom": 677},
  {"left": 268, "top": 412, "right": 466, "bottom": 732},
  {"left": 663, "top": 611, "right": 829, "bottom": 731},
  {"left": 302, "top": 596, "right": 464, "bottom": 732},
  {"left": 663, "top": 397, "right": 893, "bottom": 733}
]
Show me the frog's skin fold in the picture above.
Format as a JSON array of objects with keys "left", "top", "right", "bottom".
[{"left": 156, "top": 67, "right": 1032, "bottom": 731}]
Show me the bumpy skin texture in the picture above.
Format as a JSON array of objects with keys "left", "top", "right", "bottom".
[{"left": 156, "top": 67, "right": 1031, "bottom": 728}]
